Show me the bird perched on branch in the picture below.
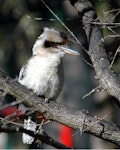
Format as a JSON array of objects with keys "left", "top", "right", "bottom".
[{"left": 18, "top": 27, "right": 79, "bottom": 144}]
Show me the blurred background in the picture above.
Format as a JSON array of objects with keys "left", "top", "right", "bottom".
[{"left": 0, "top": 0, "right": 120, "bottom": 149}]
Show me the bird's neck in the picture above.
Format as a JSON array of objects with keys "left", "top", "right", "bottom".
[{"left": 31, "top": 53, "right": 63, "bottom": 69}]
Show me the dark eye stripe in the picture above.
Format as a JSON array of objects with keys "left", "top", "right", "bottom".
[
  {"left": 44, "top": 40, "right": 66, "bottom": 48},
  {"left": 44, "top": 41, "right": 53, "bottom": 48}
]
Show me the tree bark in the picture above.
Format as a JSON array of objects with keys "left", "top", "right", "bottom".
[
  {"left": 0, "top": 71, "right": 120, "bottom": 146},
  {"left": 0, "top": 0, "right": 120, "bottom": 147},
  {"left": 70, "top": 0, "right": 120, "bottom": 104}
]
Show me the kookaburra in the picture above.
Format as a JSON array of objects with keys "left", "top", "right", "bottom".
[{"left": 18, "top": 27, "right": 79, "bottom": 144}]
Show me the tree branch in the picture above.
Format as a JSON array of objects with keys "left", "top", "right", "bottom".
[
  {"left": 69, "top": 0, "right": 120, "bottom": 104},
  {"left": 0, "top": 71, "right": 120, "bottom": 146},
  {"left": 0, "top": 0, "right": 120, "bottom": 147}
]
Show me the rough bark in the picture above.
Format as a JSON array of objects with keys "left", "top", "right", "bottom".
[
  {"left": 0, "top": 71, "right": 120, "bottom": 146},
  {"left": 70, "top": 0, "right": 120, "bottom": 104},
  {"left": 0, "top": 0, "right": 120, "bottom": 147}
]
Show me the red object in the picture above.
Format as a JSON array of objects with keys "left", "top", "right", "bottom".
[
  {"left": 38, "top": 114, "right": 48, "bottom": 122},
  {"left": 59, "top": 124, "right": 73, "bottom": 148},
  {"left": 1, "top": 106, "right": 73, "bottom": 147},
  {"left": 1, "top": 106, "right": 23, "bottom": 117},
  {"left": 1, "top": 106, "right": 48, "bottom": 121}
]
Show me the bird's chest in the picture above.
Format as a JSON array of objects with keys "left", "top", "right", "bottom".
[
  {"left": 28, "top": 57, "right": 58, "bottom": 82},
  {"left": 21, "top": 56, "right": 63, "bottom": 99}
]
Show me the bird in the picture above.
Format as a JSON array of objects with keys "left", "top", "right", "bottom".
[{"left": 18, "top": 27, "right": 79, "bottom": 144}]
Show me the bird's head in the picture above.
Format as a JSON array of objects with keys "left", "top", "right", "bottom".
[{"left": 32, "top": 27, "right": 79, "bottom": 57}]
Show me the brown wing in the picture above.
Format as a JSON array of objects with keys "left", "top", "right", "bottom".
[{"left": 19, "top": 60, "right": 28, "bottom": 80}]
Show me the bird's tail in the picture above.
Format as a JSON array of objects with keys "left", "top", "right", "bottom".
[{"left": 22, "top": 116, "right": 37, "bottom": 144}]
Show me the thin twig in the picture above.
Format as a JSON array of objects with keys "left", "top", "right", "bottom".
[
  {"left": 109, "top": 46, "right": 120, "bottom": 68},
  {"left": 82, "top": 111, "right": 114, "bottom": 133},
  {"left": 83, "top": 85, "right": 101, "bottom": 99},
  {"left": 0, "top": 100, "right": 23, "bottom": 111},
  {"left": 98, "top": 34, "right": 120, "bottom": 48},
  {"left": 107, "top": 27, "right": 118, "bottom": 35},
  {"left": 88, "top": 21, "right": 120, "bottom": 28},
  {"left": 40, "top": 0, "right": 93, "bottom": 67},
  {"left": 0, "top": 116, "right": 23, "bottom": 126},
  {"left": 103, "top": 8, "right": 120, "bottom": 22}
]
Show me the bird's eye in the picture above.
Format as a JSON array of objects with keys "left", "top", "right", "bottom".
[
  {"left": 44, "top": 40, "right": 62, "bottom": 48},
  {"left": 44, "top": 40, "right": 52, "bottom": 48},
  {"left": 60, "top": 32, "right": 68, "bottom": 40}
]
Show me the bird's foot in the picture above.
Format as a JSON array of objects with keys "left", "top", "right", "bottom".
[{"left": 5, "top": 76, "right": 18, "bottom": 83}]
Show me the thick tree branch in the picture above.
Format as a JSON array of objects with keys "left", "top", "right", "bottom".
[
  {"left": 69, "top": 0, "right": 120, "bottom": 104},
  {"left": 0, "top": 0, "right": 120, "bottom": 146},
  {"left": 0, "top": 71, "right": 120, "bottom": 146}
]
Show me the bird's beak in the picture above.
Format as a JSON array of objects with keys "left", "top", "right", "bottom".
[{"left": 57, "top": 45, "right": 80, "bottom": 55}]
